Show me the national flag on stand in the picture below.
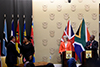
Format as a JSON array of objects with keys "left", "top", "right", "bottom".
[
  {"left": 16, "top": 19, "right": 21, "bottom": 64},
  {"left": 11, "top": 19, "right": 15, "bottom": 36},
  {"left": 85, "top": 25, "right": 90, "bottom": 42},
  {"left": 74, "top": 19, "right": 90, "bottom": 63},
  {"left": 23, "top": 19, "right": 27, "bottom": 62},
  {"left": 16, "top": 19, "right": 21, "bottom": 53},
  {"left": 61, "top": 20, "right": 78, "bottom": 60},
  {"left": 30, "top": 21, "right": 35, "bottom": 62},
  {"left": 2, "top": 19, "right": 8, "bottom": 56},
  {"left": 23, "top": 20, "right": 26, "bottom": 39}
]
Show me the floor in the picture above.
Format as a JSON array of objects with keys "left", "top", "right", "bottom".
[{"left": 54, "top": 64, "right": 81, "bottom": 67}]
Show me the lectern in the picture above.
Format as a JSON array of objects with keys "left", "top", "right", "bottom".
[
  {"left": 62, "top": 51, "right": 75, "bottom": 67},
  {"left": 81, "top": 50, "right": 94, "bottom": 64}
]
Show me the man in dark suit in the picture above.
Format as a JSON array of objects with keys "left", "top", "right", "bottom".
[
  {"left": 6, "top": 36, "right": 22, "bottom": 67},
  {"left": 85, "top": 35, "right": 98, "bottom": 59}
]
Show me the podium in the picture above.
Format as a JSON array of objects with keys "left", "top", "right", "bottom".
[
  {"left": 81, "top": 50, "right": 94, "bottom": 64},
  {"left": 62, "top": 51, "right": 75, "bottom": 67}
]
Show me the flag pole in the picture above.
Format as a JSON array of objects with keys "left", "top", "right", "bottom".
[
  {"left": 17, "top": 14, "right": 19, "bottom": 22},
  {"left": 4, "top": 14, "right": 6, "bottom": 18},
  {"left": 23, "top": 15, "right": 25, "bottom": 26},
  {"left": 4, "top": 14, "right": 8, "bottom": 42},
  {"left": 23, "top": 15, "right": 26, "bottom": 39},
  {"left": 12, "top": 14, "right": 14, "bottom": 22},
  {"left": 17, "top": 14, "right": 19, "bottom": 18},
  {"left": 12, "top": 14, "right": 14, "bottom": 19},
  {"left": 17, "top": 14, "right": 19, "bottom": 24},
  {"left": 23, "top": 15, "right": 25, "bottom": 20},
  {"left": 4, "top": 14, "right": 6, "bottom": 23},
  {"left": 11, "top": 14, "right": 14, "bottom": 36},
  {"left": 31, "top": 15, "right": 33, "bottom": 21},
  {"left": 69, "top": 20, "right": 73, "bottom": 52},
  {"left": 23, "top": 15, "right": 25, "bottom": 18}
]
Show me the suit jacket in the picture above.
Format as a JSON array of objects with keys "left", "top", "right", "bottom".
[
  {"left": 85, "top": 40, "right": 98, "bottom": 50},
  {"left": 59, "top": 41, "right": 72, "bottom": 53},
  {"left": 6, "top": 42, "right": 20, "bottom": 64},
  {"left": 21, "top": 43, "right": 34, "bottom": 62},
  {"left": 85, "top": 40, "right": 98, "bottom": 59}
]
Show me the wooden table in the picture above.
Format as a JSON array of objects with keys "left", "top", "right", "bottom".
[
  {"left": 34, "top": 62, "right": 48, "bottom": 67},
  {"left": 15, "top": 62, "right": 48, "bottom": 67}
]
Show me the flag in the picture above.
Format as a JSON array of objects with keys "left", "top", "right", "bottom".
[
  {"left": 23, "top": 20, "right": 26, "bottom": 38},
  {"left": 85, "top": 25, "right": 90, "bottom": 42},
  {"left": 61, "top": 20, "right": 78, "bottom": 60},
  {"left": 2, "top": 19, "right": 8, "bottom": 56},
  {"left": 23, "top": 19, "right": 27, "bottom": 62},
  {"left": 19, "top": 21, "right": 21, "bottom": 45},
  {"left": 16, "top": 19, "right": 22, "bottom": 64},
  {"left": 30, "top": 21, "right": 35, "bottom": 62},
  {"left": 11, "top": 19, "right": 15, "bottom": 36},
  {"left": 74, "top": 19, "right": 90, "bottom": 63},
  {"left": 16, "top": 20, "right": 21, "bottom": 53}
]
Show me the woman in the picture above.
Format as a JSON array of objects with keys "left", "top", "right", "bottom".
[
  {"left": 59, "top": 36, "right": 72, "bottom": 67},
  {"left": 59, "top": 36, "right": 72, "bottom": 54},
  {"left": 21, "top": 36, "right": 35, "bottom": 63}
]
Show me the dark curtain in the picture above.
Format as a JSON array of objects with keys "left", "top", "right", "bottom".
[{"left": 0, "top": 0, "right": 32, "bottom": 55}]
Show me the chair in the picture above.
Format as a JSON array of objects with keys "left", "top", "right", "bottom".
[
  {"left": 1, "top": 56, "right": 23, "bottom": 67},
  {"left": 1, "top": 56, "right": 7, "bottom": 67}
]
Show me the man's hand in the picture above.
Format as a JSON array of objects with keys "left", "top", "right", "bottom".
[
  {"left": 60, "top": 52, "right": 62, "bottom": 55},
  {"left": 20, "top": 54, "right": 22, "bottom": 57},
  {"left": 86, "top": 46, "right": 89, "bottom": 49},
  {"left": 29, "top": 55, "right": 32, "bottom": 60},
  {"left": 88, "top": 45, "right": 91, "bottom": 48}
]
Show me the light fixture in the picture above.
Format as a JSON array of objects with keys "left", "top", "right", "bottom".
[{"left": 68, "top": 0, "right": 71, "bottom": 3}]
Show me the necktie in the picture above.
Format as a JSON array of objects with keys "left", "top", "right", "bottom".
[
  {"left": 90, "top": 41, "right": 93, "bottom": 49},
  {"left": 90, "top": 42, "right": 92, "bottom": 46}
]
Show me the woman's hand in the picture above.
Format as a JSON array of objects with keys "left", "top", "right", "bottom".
[
  {"left": 29, "top": 55, "right": 32, "bottom": 60},
  {"left": 60, "top": 52, "right": 62, "bottom": 55}
]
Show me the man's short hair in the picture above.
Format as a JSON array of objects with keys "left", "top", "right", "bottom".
[
  {"left": 9, "top": 36, "right": 15, "bottom": 41},
  {"left": 92, "top": 35, "right": 95, "bottom": 39}
]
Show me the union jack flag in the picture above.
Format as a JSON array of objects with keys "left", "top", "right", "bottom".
[{"left": 61, "top": 20, "right": 77, "bottom": 60}]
